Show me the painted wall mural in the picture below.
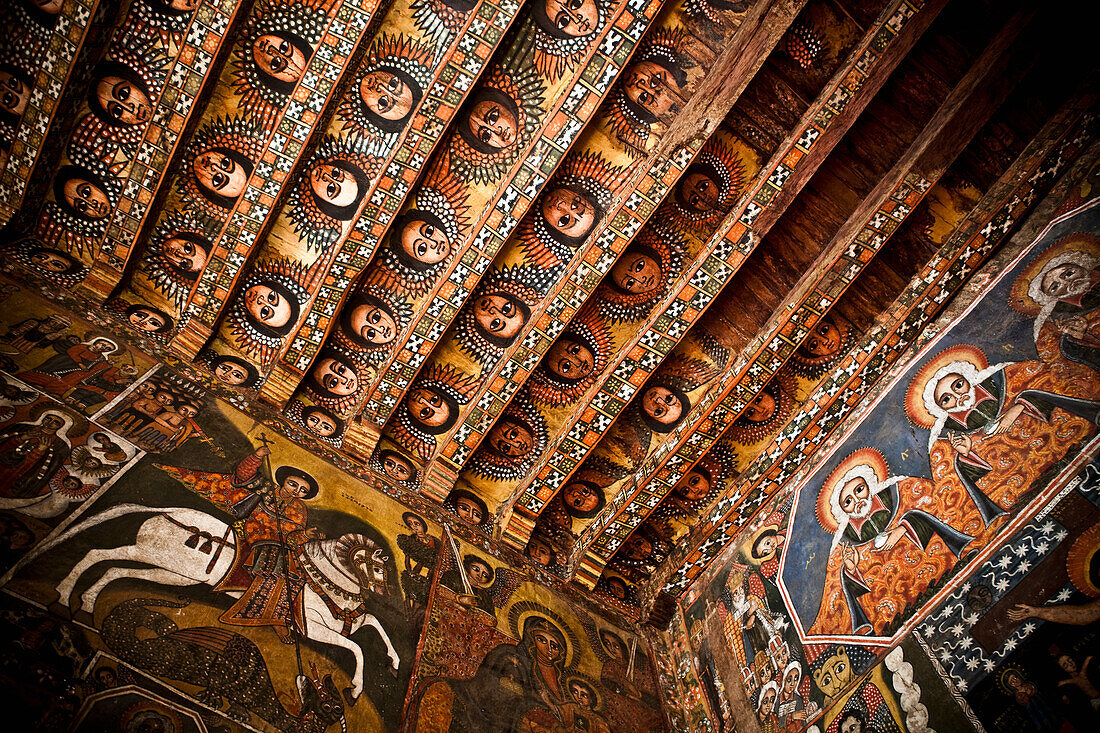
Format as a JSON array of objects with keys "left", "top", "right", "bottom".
[{"left": 675, "top": 194, "right": 1100, "bottom": 731}]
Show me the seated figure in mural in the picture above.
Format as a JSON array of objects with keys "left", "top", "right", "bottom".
[
  {"left": 18, "top": 335, "right": 119, "bottom": 398},
  {"left": 1010, "top": 233, "right": 1100, "bottom": 375},
  {"left": 810, "top": 448, "right": 980, "bottom": 636},
  {"left": 905, "top": 344, "right": 1100, "bottom": 524},
  {"left": 414, "top": 613, "right": 571, "bottom": 731},
  {"left": 159, "top": 440, "right": 322, "bottom": 642}
]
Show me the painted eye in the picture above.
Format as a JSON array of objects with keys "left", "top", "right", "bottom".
[
  {"left": 557, "top": 214, "right": 571, "bottom": 228},
  {"left": 326, "top": 181, "right": 339, "bottom": 199},
  {"left": 486, "top": 106, "right": 499, "bottom": 125}
]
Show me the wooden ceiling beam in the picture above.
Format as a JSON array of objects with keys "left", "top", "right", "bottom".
[
  {"left": 571, "top": 5, "right": 1037, "bottom": 587},
  {"left": 653, "top": 89, "right": 1098, "bottom": 603},
  {"left": 499, "top": 0, "right": 947, "bottom": 552}
]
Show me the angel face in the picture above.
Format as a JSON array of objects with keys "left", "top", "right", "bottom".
[
  {"left": 310, "top": 162, "right": 361, "bottom": 210},
  {"left": 252, "top": 33, "right": 308, "bottom": 85},
  {"left": 642, "top": 385, "right": 682, "bottom": 426},
  {"left": 674, "top": 469, "right": 711, "bottom": 502},
  {"left": 1040, "top": 262, "right": 1091, "bottom": 299},
  {"left": 381, "top": 451, "right": 414, "bottom": 481},
  {"left": 742, "top": 391, "right": 775, "bottom": 424},
  {"left": 546, "top": 337, "right": 594, "bottom": 380},
  {"left": 348, "top": 302, "right": 397, "bottom": 345},
  {"left": 29, "top": 249, "right": 77, "bottom": 274},
  {"left": 468, "top": 98, "right": 517, "bottom": 151},
  {"left": 127, "top": 306, "right": 170, "bottom": 332},
  {"left": 932, "top": 373, "right": 972, "bottom": 412},
  {"left": 313, "top": 356, "right": 359, "bottom": 396},
  {"left": 62, "top": 176, "right": 112, "bottom": 220},
  {"left": 304, "top": 409, "right": 338, "bottom": 436},
  {"left": 0, "top": 70, "right": 30, "bottom": 117},
  {"left": 163, "top": 236, "right": 209, "bottom": 274},
  {"left": 563, "top": 481, "right": 600, "bottom": 513},
  {"left": 623, "top": 533, "right": 652, "bottom": 561},
  {"left": 611, "top": 251, "right": 660, "bottom": 294},
  {"left": 474, "top": 293, "right": 526, "bottom": 341},
  {"left": 244, "top": 283, "right": 294, "bottom": 330},
  {"left": 527, "top": 537, "right": 554, "bottom": 566},
  {"left": 541, "top": 187, "right": 596, "bottom": 241},
  {"left": 812, "top": 647, "right": 851, "bottom": 698},
  {"left": 359, "top": 70, "right": 415, "bottom": 123},
  {"left": 486, "top": 417, "right": 533, "bottom": 458},
  {"left": 453, "top": 495, "right": 485, "bottom": 524},
  {"left": 802, "top": 319, "right": 841, "bottom": 358},
  {"left": 94, "top": 75, "right": 152, "bottom": 126},
  {"left": 193, "top": 149, "right": 249, "bottom": 200},
  {"left": 624, "top": 60, "right": 678, "bottom": 118},
  {"left": 544, "top": 0, "right": 598, "bottom": 37},
  {"left": 467, "top": 559, "right": 493, "bottom": 587},
  {"left": 213, "top": 359, "right": 251, "bottom": 385},
  {"left": 678, "top": 171, "right": 720, "bottom": 214},
  {"left": 399, "top": 216, "right": 451, "bottom": 265},
  {"left": 406, "top": 387, "right": 451, "bottom": 428},
  {"left": 836, "top": 476, "right": 871, "bottom": 519}
]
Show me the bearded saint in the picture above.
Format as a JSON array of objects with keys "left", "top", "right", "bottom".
[
  {"left": 810, "top": 448, "right": 977, "bottom": 636},
  {"left": 905, "top": 344, "right": 1100, "bottom": 529},
  {"left": 1010, "top": 234, "right": 1100, "bottom": 377}
]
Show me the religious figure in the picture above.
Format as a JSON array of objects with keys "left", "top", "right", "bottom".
[{"left": 0, "top": 410, "right": 74, "bottom": 500}]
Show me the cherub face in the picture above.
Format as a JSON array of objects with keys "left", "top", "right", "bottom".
[
  {"left": 674, "top": 469, "right": 710, "bottom": 502},
  {"left": 812, "top": 648, "right": 851, "bottom": 698},
  {"left": 349, "top": 302, "right": 397, "bottom": 345},
  {"left": 244, "top": 284, "right": 293, "bottom": 329},
  {"left": 611, "top": 252, "right": 660, "bottom": 294},
  {"left": 95, "top": 75, "right": 152, "bottom": 126},
  {"left": 487, "top": 418, "right": 533, "bottom": 458},
  {"left": 541, "top": 187, "right": 595, "bottom": 241},
  {"left": 642, "top": 385, "right": 682, "bottom": 425},
  {"left": 932, "top": 373, "right": 972, "bottom": 412},
  {"left": 214, "top": 360, "right": 249, "bottom": 385},
  {"left": 468, "top": 98, "right": 517, "bottom": 150},
  {"left": 163, "top": 236, "right": 208, "bottom": 273},
  {"left": 128, "top": 307, "right": 168, "bottom": 332},
  {"left": 467, "top": 560, "right": 492, "bottom": 587},
  {"left": 802, "top": 319, "right": 841, "bottom": 358},
  {"left": 29, "top": 250, "right": 74, "bottom": 274},
  {"left": 475, "top": 293, "right": 525, "bottom": 340},
  {"left": 624, "top": 60, "right": 678, "bottom": 117},
  {"left": 563, "top": 481, "right": 600, "bottom": 513},
  {"left": 252, "top": 34, "right": 307, "bottom": 84},
  {"left": 0, "top": 70, "right": 30, "bottom": 117},
  {"left": 623, "top": 533, "right": 652, "bottom": 560},
  {"left": 532, "top": 629, "right": 564, "bottom": 663},
  {"left": 313, "top": 357, "right": 358, "bottom": 396},
  {"left": 679, "top": 171, "right": 720, "bottom": 214},
  {"left": 281, "top": 474, "right": 312, "bottom": 499},
  {"left": 399, "top": 217, "right": 450, "bottom": 265},
  {"left": 305, "top": 410, "right": 337, "bottom": 436},
  {"left": 527, "top": 538, "right": 553, "bottom": 566},
  {"left": 1040, "top": 262, "right": 1090, "bottom": 300},
  {"left": 837, "top": 476, "right": 870, "bottom": 518},
  {"left": 359, "top": 70, "right": 414, "bottom": 122},
  {"left": 742, "top": 391, "right": 775, "bottom": 423},
  {"left": 454, "top": 496, "right": 484, "bottom": 524},
  {"left": 310, "top": 163, "right": 360, "bottom": 210},
  {"left": 407, "top": 387, "right": 449, "bottom": 428},
  {"left": 382, "top": 453, "right": 413, "bottom": 481},
  {"left": 546, "top": 337, "right": 594, "bottom": 380},
  {"left": 544, "top": 0, "right": 598, "bottom": 37},
  {"left": 62, "top": 176, "right": 112, "bottom": 220},
  {"left": 193, "top": 149, "right": 248, "bottom": 199}
]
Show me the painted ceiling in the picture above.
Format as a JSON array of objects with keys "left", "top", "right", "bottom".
[{"left": 1, "top": 0, "right": 1097, "bottom": 633}]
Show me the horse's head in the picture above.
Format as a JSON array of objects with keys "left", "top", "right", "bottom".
[{"left": 339, "top": 534, "right": 392, "bottom": 596}]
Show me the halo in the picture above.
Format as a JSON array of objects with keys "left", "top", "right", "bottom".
[
  {"left": 745, "top": 523, "right": 781, "bottom": 564},
  {"left": 1008, "top": 233, "right": 1100, "bottom": 316},
  {"left": 506, "top": 600, "right": 579, "bottom": 669},
  {"left": 816, "top": 447, "right": 888, "bottom": 534},
  {"left": 903, "top": 344, "right": 990, "bottom": 428},
  {"left": 1066, "top": 523, "right": 1100, "bottom": 598}
]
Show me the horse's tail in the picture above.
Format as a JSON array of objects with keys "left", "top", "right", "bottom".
[{"left": 16, "top": 504, "right": 184, "bottom": 569}]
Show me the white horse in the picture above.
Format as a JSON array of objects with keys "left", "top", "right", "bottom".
[{"left": 26, "top": 503, "right": 400, "bottom": 701}]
